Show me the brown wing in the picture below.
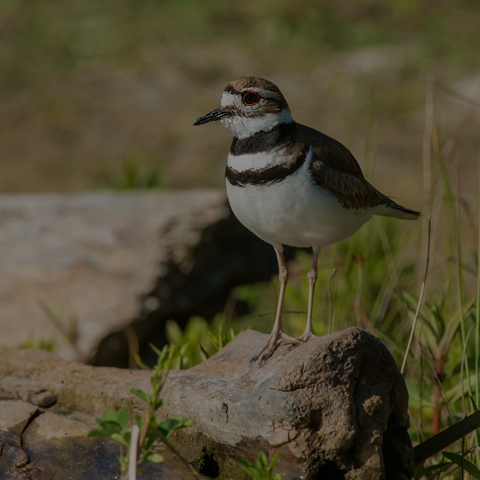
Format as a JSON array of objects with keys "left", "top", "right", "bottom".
[{"left": 297, "top": 124, "right": 389, "bottom": 210}]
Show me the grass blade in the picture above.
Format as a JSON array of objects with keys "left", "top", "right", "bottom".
[
  {"left": 401, "top": 216, "right": 431, "bottom": 374},
  {"left": 442, "top": 451, "right": 480, "bottom": 479},
  {"left": 414, "top": 410, "right": 480, "bottom": 465}
]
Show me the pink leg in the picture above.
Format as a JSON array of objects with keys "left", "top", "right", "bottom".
[
  {"left": 252, "top": 249, "right": 299, "bottom": 361},
  {"left": 298, "top": 248, "right": 319, "bottom": 342}
]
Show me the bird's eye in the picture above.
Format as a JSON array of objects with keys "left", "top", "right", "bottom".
[{"left": 242, "top": 92, "right": 260, "bottom": 106}]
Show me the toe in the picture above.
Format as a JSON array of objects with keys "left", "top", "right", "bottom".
[
  {"left": 279, "top": 331, "right": 301, "bottom": 345},
  {"left": 297, "top": 332, "right": 316, "bottom": 342},
  {"left": 252, "top": 335, "right": 279, "bottom": 362}
]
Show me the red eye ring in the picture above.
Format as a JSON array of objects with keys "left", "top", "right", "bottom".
[{"left": 242, "top": 92, "right": 260, "bottom": 106}]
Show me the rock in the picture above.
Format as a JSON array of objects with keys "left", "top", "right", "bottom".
[
  {"left": 0, "top": 191, "right": 283, "bottom": 367},
  {"left": 0, "top": 401, "right": 38, "bottom": 475},
  {"left": 0, "top": 347, "right": 151, "bottom": 422},
  {"left": 163, "top": 328, "right": 415, "bottom": 480},
  {"left": 17, "top": 412, "right": 122, "bottom": 480},
  {"left": 0, "top": 402, "right": 188, "bottom": 479},
  {"left": 0, "top": 328, "right": 414, "bottom": 479},
  {"left": 28, "top": 391, "right": 57, "bottom": 408}
]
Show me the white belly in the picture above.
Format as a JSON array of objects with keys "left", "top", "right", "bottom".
[{"left": 226, "top": 159, "right": 371, "bottom": 250}]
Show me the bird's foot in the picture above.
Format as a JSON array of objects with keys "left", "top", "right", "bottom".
[
  {"left": 296, "top": 330, "right": 316, "bottom": 342},
  {"left": 251, "top": 330, "right": 300, "bottom": 362}
]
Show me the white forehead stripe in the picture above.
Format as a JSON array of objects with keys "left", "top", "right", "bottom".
[{"left": 221, "top": 91, "right": 237, "bottom": 106}]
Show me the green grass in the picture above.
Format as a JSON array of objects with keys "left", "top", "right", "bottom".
[
  {"left": 95, "top": 155, "right": 167, "bottom": 190},
  {"left": 18, "top": 331, "right": 57, "bottom": 353}
]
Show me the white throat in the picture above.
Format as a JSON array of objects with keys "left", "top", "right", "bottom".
[{"left": 221, "top": 109, "right": 293, "bottom": 139}]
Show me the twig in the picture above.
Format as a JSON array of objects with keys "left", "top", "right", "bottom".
[
  {"left": 423, "top": 74, "right": 434, "bottom": 212},
  {"left": 327, "top": 269, "right": 337, "bottom": 335},
  {"left": 128, "top": 424, "right": 139, "bottom": 480},
  {"left": 401, "top": 216, "right": 431, "bottom": 374}
]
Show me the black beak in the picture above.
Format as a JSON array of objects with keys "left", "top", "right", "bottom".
[{"left": 193, "top": 107, "right": 228, "bottom": 126}]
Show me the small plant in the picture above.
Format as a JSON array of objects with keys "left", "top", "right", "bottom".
[
  {"left": 88, "top": 345, "right": 198, "bottom": 479},
  {"left": 198, "top": 321, "right": 237, "bottom": 362},
  {"left": 18, "top": 330, "right": 57, "bottom": 352},
  {"left": 99, "top": 155, "right": 165, "bottom": 190},
  {"left": 166, "top": 313, "right": 240, "bottom": 368},
  {"left": 37, "top": 300, "right": 81, "bottom": 360},
  {"left": 238, "top": 452, "right": 284, "bottom": 480}
]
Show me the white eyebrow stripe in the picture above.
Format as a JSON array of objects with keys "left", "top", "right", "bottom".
[
  {"left": 221, "top": 89, "right": 281, "bottom": 106},
  {"left": 241, "top": 87, "right": 280, "bottom": 99}
]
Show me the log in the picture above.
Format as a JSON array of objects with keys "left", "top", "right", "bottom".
[{"left": 0, "top": 191, "right": 282, "bottom": 367}]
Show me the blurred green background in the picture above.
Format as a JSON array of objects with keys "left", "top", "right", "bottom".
[{"left": 1, "top": 0, "right": 479, "bottom": 200}]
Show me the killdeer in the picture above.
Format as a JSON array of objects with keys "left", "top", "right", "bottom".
[{"left": 194, "top": 76, "right": 420, "bottom": 361}]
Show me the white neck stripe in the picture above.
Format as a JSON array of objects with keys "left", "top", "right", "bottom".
[{"left": 221, "top": 109, "right": 293, "bottom": 139}]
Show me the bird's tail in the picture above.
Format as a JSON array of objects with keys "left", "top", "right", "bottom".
[{"left": 373, "top": 203, "right": 421, "bottom": 220}]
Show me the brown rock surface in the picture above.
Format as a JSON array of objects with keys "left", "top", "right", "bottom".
[
  {"left": 0, "top": 400, "right": 38, "bottom": 475},
  {"left": 0, "top": 191, "right": 281, "bottom": 367},
  {"left": 0, "top": 327, "right": 414, "bottom": 479}
]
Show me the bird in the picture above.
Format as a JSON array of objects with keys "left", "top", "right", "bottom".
[{"left": 193, "top": 76, "right": 420, "bottom": 362}]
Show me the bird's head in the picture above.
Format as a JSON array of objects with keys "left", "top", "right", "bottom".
[{"left": 193, "top": 77, "right": 293, "bottom": 138}]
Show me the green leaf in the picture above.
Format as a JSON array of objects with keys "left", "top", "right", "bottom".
[
  {"left": 257, "top": 451, "right": 269, "bottom": 470},
  {"left": 97, "top": 410, "right": 122, "bottom": 424},
  {"left": 238, "top": 459, "right": 261, "bottom": 480},
  {"left": 93, "top": 407, "right": 130, "bottom": 430},
  {"left": 238, "top": 452, "right": 283, "bottom": 480},
  {"left": 130, "top": 349, "right": 151, "bottom": 370},
  {"left": 133, "top": 414, "right": 144, "bottom": 429},
  {"left": 89, "top": 420, "right": 122, "bottom": 437},
  {"left": 88, "top": 407, "right": 133, "bottom": 437},
  {"left": 269, "top": 451, "right": 280, "bottom": 470},
  {"left": 198, "top": 342, "right": 209, "bottom": 362},
  {"left": 144, "top": 453, "right": 164, "bottom": 463},
  {"left": 442, "top": 452, "right": 480, "bottom": 479},
  {"left": 131, "top": 388, "right": 150, "bottom": 404},
  {"left": 153, "top": 398, "right": 167, "bottom": 410},
  {"left": 149, "top": 342, "right": 163, "bottom": 357},
  {"left": 110, "top": 433, "right": 130, "bottom": 447},
  {"left": 117, "top": 407, "right": 130, "bottom": 429},
  {"left": 87, "top": 425, "right": 119, "bottom": 438},
  {"left": 157, "top": 417, "right": 194, "bottom": 438}
]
